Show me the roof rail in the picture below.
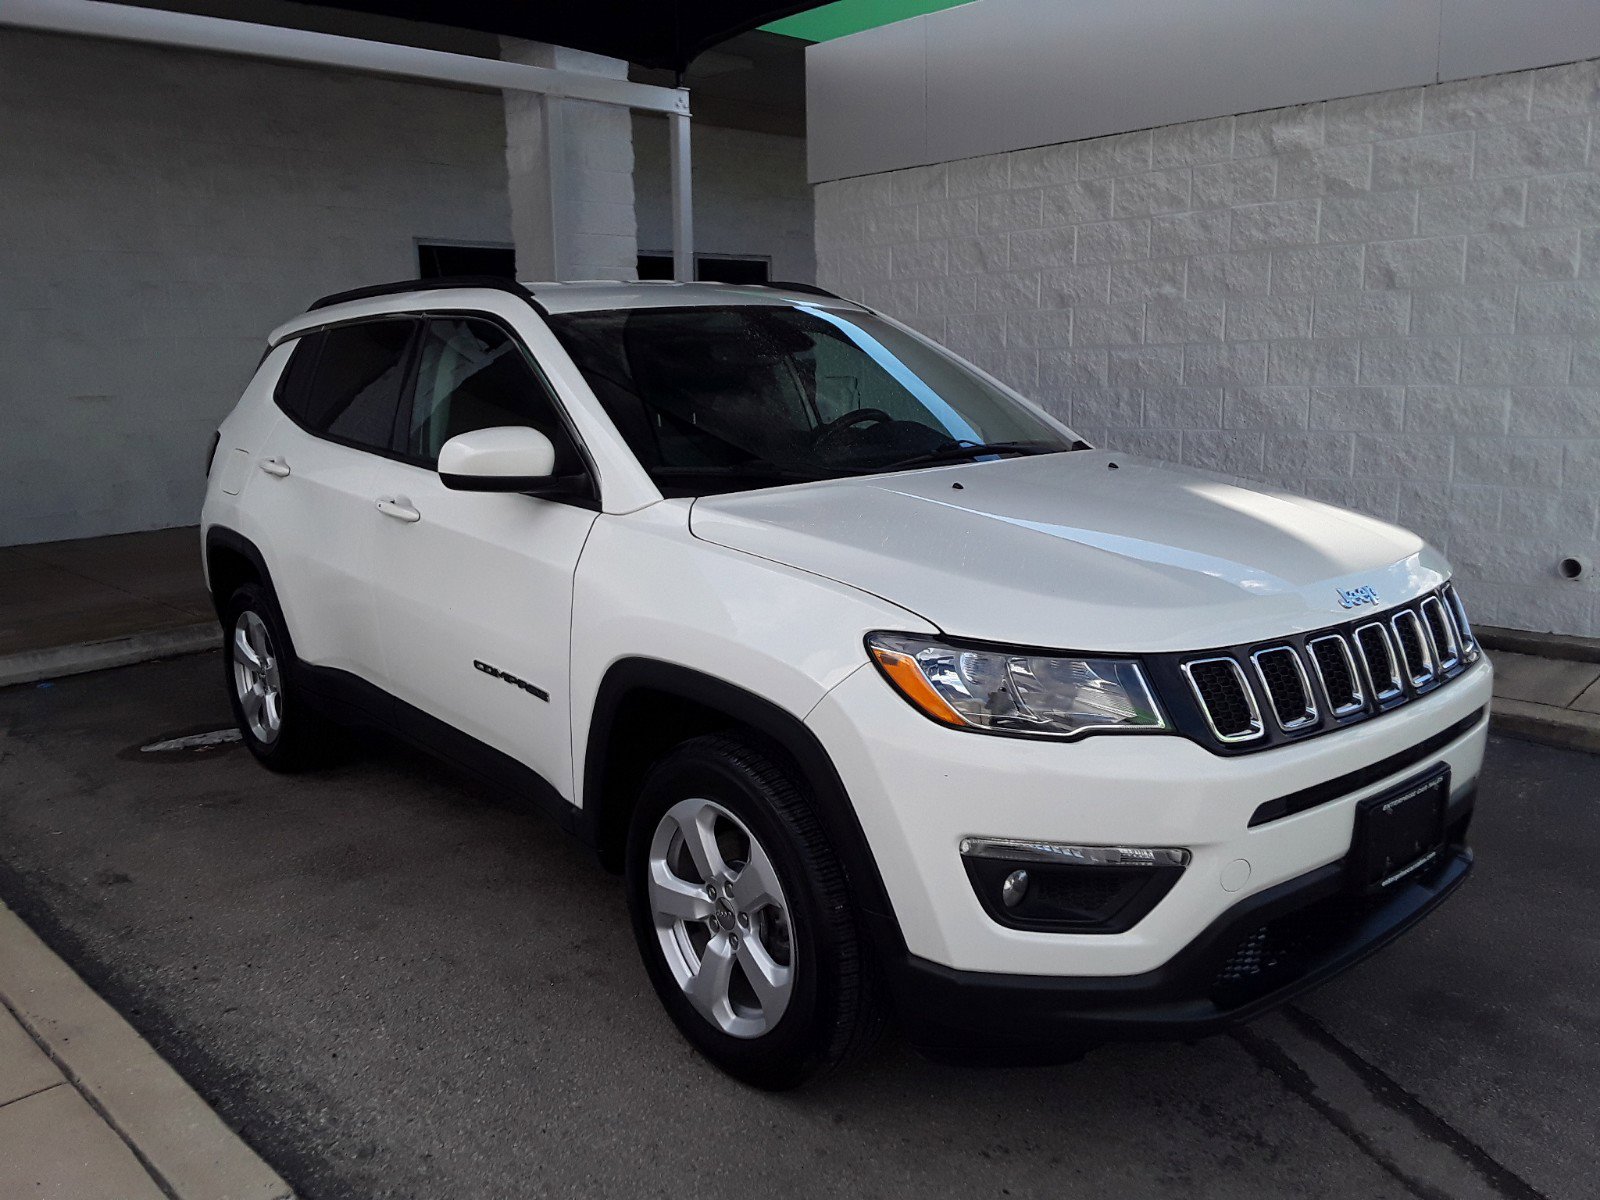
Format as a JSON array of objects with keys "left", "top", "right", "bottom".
[
  {"left": 306, "top": 275, "right": 544, "bottom": 314},
  {"left": 766, "top": 280, "right": 845, "bottom": 301}
]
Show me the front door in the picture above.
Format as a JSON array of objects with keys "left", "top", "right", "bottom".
[{"left": 367, "top": 315, "right": 598, "bottom": 800}]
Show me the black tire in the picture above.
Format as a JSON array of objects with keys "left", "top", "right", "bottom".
[
  {"left": 624, "top": 735, "right": 882, "bottom": 1090},
  {"left": 221, "top": 582, "right": 336, "bottom": 771}
]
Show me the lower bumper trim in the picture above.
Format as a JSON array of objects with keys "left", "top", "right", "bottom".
[{"left": 882, "top": 843, "right": 1473, "bottom": 1060}]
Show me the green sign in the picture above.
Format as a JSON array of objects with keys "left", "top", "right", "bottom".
[{"left": 763, "top": 0, "right": 974, "bottom": 43}]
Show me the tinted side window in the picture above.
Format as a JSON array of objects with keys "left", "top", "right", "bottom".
[
  {"left": 403, "top": 318, "right": 580, "bottom": 473},
  {"left": 304, "top": 320, "right": 415, "bottom": 452},
  {"left": 274, "top": 332, "right": 324, "bottom": 426}
]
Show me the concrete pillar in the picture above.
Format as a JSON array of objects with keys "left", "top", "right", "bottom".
[{"left": 500, "top": 39, "right": 639, "bottom": 281}]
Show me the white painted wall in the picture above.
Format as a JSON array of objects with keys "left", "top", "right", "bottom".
[
  {"left": 0, "top": 29, "right": 512, "bottom": 545},
  {"left": 815, "top": 61, "right": 1600, "bottom": 637},
  {"left": 633, "top": 114, "right": 815, "bottom": 282}
]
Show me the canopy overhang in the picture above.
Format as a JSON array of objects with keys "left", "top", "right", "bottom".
[
  {"left": 1, "top": 0, "right": 836, "bottom": 279},
  {"left": 295, "top": 2, "right": 832, "bottom": 73}
]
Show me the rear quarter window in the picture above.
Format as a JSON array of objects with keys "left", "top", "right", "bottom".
[
  {"left": 273, "top": 332, "right": 324, "bottom": 427},
  {"left": 272, "top": 319, "right": 416, "bottom": 454}
]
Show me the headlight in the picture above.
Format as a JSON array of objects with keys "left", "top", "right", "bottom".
[{"left": 866, "top": 633, "right": 1168, "bottom": 739}]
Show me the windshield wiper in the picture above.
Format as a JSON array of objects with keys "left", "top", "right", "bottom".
[{"left": 872, "top": 440, "right": 1061, "bottom": 472}]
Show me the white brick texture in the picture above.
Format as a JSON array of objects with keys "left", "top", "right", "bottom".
[{"left": 816, "top": 60, "right": 1600, "bottom": 637}]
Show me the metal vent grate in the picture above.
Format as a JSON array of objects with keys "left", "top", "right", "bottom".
[
  {"left": 1182, "top": 658, "right": 1262, "bottom": 742},
  {"left": 1215, "top": 926, "right": 1275, "bottom": 987},
  {"left": 1211, "top": 894, "right": 1383, "bottom": 1007},
  {"left": 1308, "top": 635, "right": 1364, "bottom": 716},
  {"left": 1252, "top": 647, "right": 1316, "bottom": 730}
]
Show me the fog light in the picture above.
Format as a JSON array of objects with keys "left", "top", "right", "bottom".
[
  {"left": 1001, "top": 869, "right": 1029, "bottom": 909},
  {"left": 960, "top": 837, "right": 1191, "bottom": 933}
]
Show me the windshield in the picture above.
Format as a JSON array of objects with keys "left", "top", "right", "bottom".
[{"left": 547, "top": 304, "right": 1079, "bottom": 494}]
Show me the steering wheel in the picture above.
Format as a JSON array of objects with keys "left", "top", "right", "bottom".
[{"left": 810, "top": 407, "right": 896, "bottom": 453}]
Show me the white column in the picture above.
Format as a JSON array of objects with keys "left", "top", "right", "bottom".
[
  {"left": 669, "top": 111, "right": 693, "bottom": 281},
  {"left": 501, "top": 39, "right": 639, "bottom": 281}
]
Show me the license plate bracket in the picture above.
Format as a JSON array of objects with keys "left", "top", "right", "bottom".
[{"left": 1349, "top": 766, "right": 1449, "bottom": 893}]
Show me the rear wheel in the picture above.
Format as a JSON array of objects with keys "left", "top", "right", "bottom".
[
  {"left": 625, "top": 736, "right": 881, "bottom": 1089},
  {"left": 222, "top": 582, "right": 335, "bottom": 771}
]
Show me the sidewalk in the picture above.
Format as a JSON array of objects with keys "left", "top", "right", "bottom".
[
  {"left": 1479, "top": 641, "right": 1600, "bottom": 755},
  {"left": 0, "top": 527, "right": 217, "bottom": 687},
  {"left": 0, "top": 901, "right": 290, "bottom": 1200}
]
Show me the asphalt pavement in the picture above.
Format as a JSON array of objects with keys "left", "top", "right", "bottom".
[{"left": 0, "top": 653, "right": 1594, "bottom": 1199}]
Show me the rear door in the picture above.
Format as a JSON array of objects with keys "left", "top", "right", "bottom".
[
  {"left": 366, "top": 314, "right": 598, "bottom": 799},
  {"left": 248, "top": 317, "right": 416, "bottom": 682}
]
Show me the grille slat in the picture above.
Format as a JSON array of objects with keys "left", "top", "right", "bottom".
[
  {"left": 1252, "top": 647, "right": 1316, "bottom": 730},
  {"left": 1391, "top": 610, "right": 1435, "bottom": 686},
  {"left": 1420, "top": 596, "right": 1460, "bottom": 670},
  {"left": 1355, "top": 622, "right": 1403, "bottom": 702},
  {"left": 1444, "top": 584, "right": 1475, "bottom": 654},
  {"left": 1180, "top": 586, "right": 1475, "bottom": 752},
  {"left": 1308, "top": 634, "right": 1364, "bottom": 716},
  {"left": 1181, "top": 658, "right": 1262, "bottom": 742}
]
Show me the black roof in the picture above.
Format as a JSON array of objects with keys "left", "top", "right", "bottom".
[
  {"left": 303, "top": 277, "right": 843, "bottom": 315},
  {"left": 297, "top": 2, "right": 831, "bottom": 73},
  {"left": 306, "top": 275, "right": 539, "bottom": 312}
]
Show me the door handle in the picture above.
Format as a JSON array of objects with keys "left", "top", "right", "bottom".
[
  {"left": 259, "top": 456, "right": 291, "bottom": 478},
  {"left": 376, "top": 496, "right": 421, "bottom": 524}
]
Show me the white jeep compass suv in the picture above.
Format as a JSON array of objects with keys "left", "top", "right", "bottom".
[{"left": 202, "top": 276, "right": 1491, "bottom": 1088}]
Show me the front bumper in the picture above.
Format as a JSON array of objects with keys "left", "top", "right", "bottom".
[
  {"left": 806, "top": 656, "right": 1491, "bottom": 981},
  {"left": 877, "top": 837, "right": 1472, "bottom": 1060}
]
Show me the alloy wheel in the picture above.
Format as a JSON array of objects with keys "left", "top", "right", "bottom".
[
  {"left": 231, "top": 610, "right": 283, "bottom": 744},
  {"left": 647, "top": 796, "right": 795, "bottom": 1038}
]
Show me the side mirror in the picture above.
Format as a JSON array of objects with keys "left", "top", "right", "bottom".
[{"left": 438, "top": 427, "right": 557, "bottom": 492}]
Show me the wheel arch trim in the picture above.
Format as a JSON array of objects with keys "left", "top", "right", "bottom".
[
  {"left": 581, "top": 657, "right": 905, "bottom": 949},
  {"left": 205, "top": 527, "right": 270, "bottom": 608},
  {"left": 203, "top": 527, "right": 304, "bottom": 661}
]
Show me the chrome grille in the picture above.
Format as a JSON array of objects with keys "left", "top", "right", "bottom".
[
  {"left": 1251, "top": 647, "right": 1317, "bottom": 731},
  {"left": 1444, "top": 584, "right": 1476, "bottom": 655},
  {"left": 1181, "top": 658, "right": 1262, "bottom": 742},
  {"left": 1307, "top": 635, "right": 1364, "bottom": 716},
  {"left": 1420, "top": 595, "right": 1460, "bottom": 670},
  {"left": 1354, "top": 622, "right": 1403, "bottom": 702},
  {"left": 1391, "top": 610, "right": 1435, "bottom": 686},
  {"left": 1179, "top": 585, "right": 1476, "bottom": 753}
]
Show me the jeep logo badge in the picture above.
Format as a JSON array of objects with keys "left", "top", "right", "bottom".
[{"left": 1337, "top": 585, "right": 1380, "bottom": 609}]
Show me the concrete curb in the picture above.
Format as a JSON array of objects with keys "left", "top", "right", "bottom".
[
  {"left": 0, "top": 901, "right": 293, "bottom": 1200},
  {"left": 1490, "top": 698, "right": 1600, "bottom": 756},
  {"left": 0, "top": 623, "right": 219, "bottom": 689},
  {"left": 1479, "top": 625, "right": 1600, "bottom": 665}
]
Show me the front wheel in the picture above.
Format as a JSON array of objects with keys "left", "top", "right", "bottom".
[{"left": 624, "top": 736, "right": 881, "bottom": 1089}]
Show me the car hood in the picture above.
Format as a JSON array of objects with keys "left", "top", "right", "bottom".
[{"left": 688, "top": 451, "right": 1447, "bottom": 653}]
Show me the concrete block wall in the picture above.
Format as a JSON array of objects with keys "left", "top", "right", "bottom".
[
  {"left": 815, "top": 60, "right": 1600, "bottom": 637},
  {"left": 502, "top": 41, "right": 638, "bottom": 281},
  {"left": 0, "top": 30, "right": 512, "bottom": 546}
]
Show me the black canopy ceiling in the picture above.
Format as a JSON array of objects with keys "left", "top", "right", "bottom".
[{"left": 299, "top": 2, "right": 831, "bottom": 73}]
